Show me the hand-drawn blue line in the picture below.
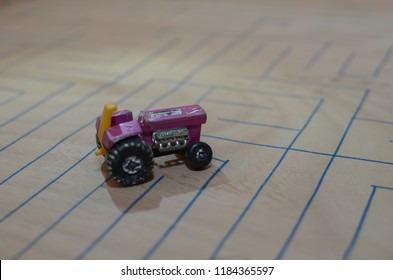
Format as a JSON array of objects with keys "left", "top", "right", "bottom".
[
  {"left": 0, "top": 86, "right": 25, "bottom": 108},
  {"left": 195, "top": 86, "right": 215, "bottom": 105},
  {"left": 0, "top": 148, "right": 96, "bottom": 223},
  {"left": 203, "top": 134, "right": 292, "bottom": 151},
  {"left": 0, "top": 83, "right": 73, "bottom": 129},
  {"left": 357, "top": 117, "right": 393, "bottom": 126},
  {"left": 269, "top": 77, "right": 363, "bottom": 91},
  {"left": 337, "top": 155, "right": 393, "bottom": 166},
  {"left": 338, "top": 46, "right": 392, "bottom": 79},
  {"left": 337, "top": 52, "right": 355, "bottom": 76},
  {"left": 277, "top": 89, "right": 370, "bottom": 260},
  {"left": 143, "top": 160, "right": 229, "bottom": 259},
  {"left": 1, "top": 72, "right": 71, "bottom": 85},
  {"left": 0, "top": 38, "right": 179, "bottom": 152},
  {"left": 156, "top": 78, "right": 318, "bottom": 100},
  {"left": 0, "top": 32, "right": 84, "bottom": 72},
  {"left": 202, "top": 134, "right": 393, "bottom": 166},
  {"left": 217, "top": 118, "right": 299, "bottom": 131},
  {"left": 77, "top": 176, "right": 165, "bottom": 260},
  {"left": 210, "top": 99, "right": 323, "bottom": 259},
  {"left": 226, "top": 74, "right": 363, "bottom": 91},
  {"left": 260, "top": 47, "right": 292, "bottom": 78},
  {"left": 146, "top": 18, "right": 264, "bottom": 108},
  {"left": 241, "top": 43, "right": 264, "bottom": 65},
  {"left": 56, "top": 52, "right": 128, "bottom": 65},
  {"left": 0, "top": 80, "right": 152, "bottom": 186},
  {"left": 212, "top": 157, "right": 226, "bottom": 163},
  {"left": 168, "top": 33, "right": 216, "bottom": 69},
  {"left": 373, "top": 46, "right": 393, "bottom": 78},
  {"left": 3, "top": 24, "right": 248, "bottom": 254},
  {"left": 342, "top": 186, "right": 377, "bottom": 260},
  {"left": 1, "top": 78, "right": 195, "bottom": 226},
  {"left": 11, "top": 177, "right": 111, "bottom": 260},
  {"left": 373, "top": 185, "right": 393, "bottom": 191},
  {"left": 1, "top": 20, "right": 260, "bottom": 206},
  {"left": 38, "top": 64, "right": 117, "bottom": 78},
  {"left": 179, "top": 17, "right": 264, "bottom": 84},
  {"left": 304, "top": 41, "right": 332, "bottom": 71},
  {"left": 214, "top": 43, "right": 264, "bottom": 66},
  {"left": 343, "top": 185, "right": 393, "bottom": 259},
  {"left": 205, "top": 99, "right": 272, "bottom": 110}
]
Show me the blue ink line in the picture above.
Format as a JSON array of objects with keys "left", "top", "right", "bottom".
[
  {"left": 2, "top": 76, "right": 193, "bottom": 243},
  {"left": 0, "top": 32, "right": 84, "bottom": 72},
  {"left": 0, "top": 148, "right": 96, "bottom": 223},
  {"left": 180, "top": 18, "right": 264, "bottom": 83},
  {"left": 215, "top": 43, "right": 264, "bottom": 66},
  {"left": 39, "top": 64, "right": 117, "bottom": 78},
  {"left": 195, "top": 86, "right": 215, "bottom": 105},
  {"left": 357, "top": 117, "right": 393, "bottom": 126},
  {"left": 205, "top": 99, "right": 272, "bottom": 110},
  {"left": 336, "top": 155, "right": 393, "bottom": 166},
  {"left": 305, "top": 41, "right": 332, "bottom": 71},
  {"left": 260, "top": 47, "right": 292, "bottom": 78},
  {"left": 168, "top": 33, "right": 216, "bottom": 69},
  {"left": 12, "top": 177, "right": 110, "bottom": 260},
  {"left": 343, "top": 186, "right": 377, "bottom": 259},
  {"left": 144, "top": 83, "right": 183, "bottom": 110},
  {"left": 4, "top": 76, "right": 198, "bottom": 257},
  {"left": 147, "top": 19, "right": 263, "bottom": 109},
  {"left": 218, "top": 118, "right": 298, "bottom": 131},
  {"left": 210, "top": 99, "right": 324, "bottom": 259},
  {"left": 155, "top": 78, "right": 318, "bottom": 100},
  {"left": 0, "top": 121, "right": 94, "bottom": 186},
  {"left": 0, "top": 86, "right": 25, "bottom": 108},
  {"left": 143, "top": 160, "right": 229, "bottom": 259},
  {"left": 373, "top": 185, "right": 393, "bottom": 191},
  {"left": 226, "top": 74, "right": 362, "bottom": 91},
  {"left": 202, "top": 134, "right": 288, "bottom": 151},
  {"left": 0, "top": 38, "right": 179, "bottom": 152},
  {"left": 277, "top": 89, "right": 370, "bottom": 259},
  {"left": 241, "top": 43, "right": 264, "bottom": 65},
  {"left": 1, "top": 72, "right": 70, "bottom": 85},
  {"left": 373, "top": 46, "right": 393, "bottom": 78},
  {"left": 0, "top": 83, "right": 74, "bottom": 129},
  {"left": 202, "top": 134, "right": 393, "bottom": 166},
  {"left": 0, "top": 80, "right": 152, "bottom": 186},
  {"left": 57, "top": 51, "right": 128, "bottom": 65},
  {"left": 212, "top": 157, "right": 226, "bottom": 163},
  {"left": 77, "top": 176, "right": 165, "bottom": 260},
  {"left": 338, "top": 52, "right": 355, "bottom": 76},
  {"left": 268, "top": 77, "right": 362, "bottom": 91},
  {"left": 0, "top": 21, "right": 260, "bottom": 219}
]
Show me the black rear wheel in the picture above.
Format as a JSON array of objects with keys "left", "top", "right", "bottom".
[
  {"left": 106, "top": 138, "right": 154, "bottom": 186},
  {"left": 185, "top": 141, "right": 213, "bottom": 169}
]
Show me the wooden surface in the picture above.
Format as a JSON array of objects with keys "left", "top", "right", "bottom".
[{"left": 0, "top": 0, "right": 392, "bottom": 260}]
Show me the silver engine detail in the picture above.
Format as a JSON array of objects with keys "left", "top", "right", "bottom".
[{"left": 152, "top": 127, "right": 189, "bottom": 152}]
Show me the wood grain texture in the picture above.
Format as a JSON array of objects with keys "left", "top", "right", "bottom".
[{"left": 0, "top": 0, "right": 392, "bottom": 260}]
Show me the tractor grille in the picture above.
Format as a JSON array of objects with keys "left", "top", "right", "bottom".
[{"left": 152, "top": 127, "right": 189, "bottom": 152}]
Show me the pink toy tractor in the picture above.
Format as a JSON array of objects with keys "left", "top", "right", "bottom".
[{"left": 95, "top": 103, "right": 213, "bottom": 185}]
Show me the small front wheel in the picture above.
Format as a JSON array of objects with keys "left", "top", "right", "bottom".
[
  {"left": 106, "top": 138, "right": 154, "bottom": 185},
  {"left": 185, "top": 142, "right": 213, "bottom": 169}
]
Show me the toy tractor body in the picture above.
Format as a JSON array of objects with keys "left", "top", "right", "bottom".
[{"left": 95, "top": 103, "right": 213, "bottom": 185}]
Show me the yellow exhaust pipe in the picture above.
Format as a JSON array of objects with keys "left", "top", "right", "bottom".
[{"left": 95, "top": 102, "right": 118, "bottom": 156}]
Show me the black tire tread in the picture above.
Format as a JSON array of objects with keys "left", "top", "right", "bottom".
[{"left": 106, "top": 138, "right": 154, "bottom": 185}]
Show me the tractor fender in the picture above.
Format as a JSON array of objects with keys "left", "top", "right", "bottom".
[{"left": 102, "top": 120, "right": 142, "bottom": 150}]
